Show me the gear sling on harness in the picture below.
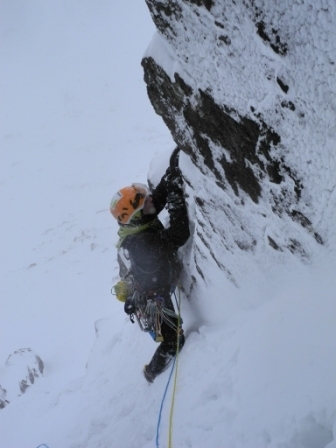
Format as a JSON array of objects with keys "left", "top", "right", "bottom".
[{"left": 132, "top": 289, "right": 183, "bottom": 342}]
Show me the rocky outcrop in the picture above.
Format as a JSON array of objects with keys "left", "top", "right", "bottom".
[
  {"left": 0, "top": 348, "right": 44, "bottom": 409},
  {"left": 142, "top": 0, "right": 333, "bottom": 286},
  {"left": 0, "top": 385, "right": 8, "bottom": 409}
]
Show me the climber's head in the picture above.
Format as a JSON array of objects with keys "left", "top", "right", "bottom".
[{"left": 110, "top": 183, "right": 156, "bottom": 226}]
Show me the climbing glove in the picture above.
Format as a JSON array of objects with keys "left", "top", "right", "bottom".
[
  {"left": 124, "top": 296, "right": 135, "bottom": 315},
  {"left": 164, "top": 167, "right": 184, "bottom": 194}
]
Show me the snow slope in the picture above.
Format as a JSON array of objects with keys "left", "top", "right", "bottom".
[
  {"left": 0, "top": 0, "right": 171, "bottom": 414},
  {"left": 1, "top": 1, "right": 336, "bottom": 448}
]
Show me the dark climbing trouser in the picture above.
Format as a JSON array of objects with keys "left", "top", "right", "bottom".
[{"left": 146, "top": 292, "right": 184, "bottom": 378}]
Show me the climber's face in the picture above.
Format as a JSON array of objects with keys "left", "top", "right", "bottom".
[{"left": 142, "top": 196, "right": 156, "bottom": 215}]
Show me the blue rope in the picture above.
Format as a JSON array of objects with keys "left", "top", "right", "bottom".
[
  {"left": 155, "top": 356, "right": 177, "bottom": 448},
  {"left": 36, "top": 445, "right": 49, "bottom": 448}
]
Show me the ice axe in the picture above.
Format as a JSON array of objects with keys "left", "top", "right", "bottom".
[{"left": 169, "top": 146, "right": 181, "bottom": 175}]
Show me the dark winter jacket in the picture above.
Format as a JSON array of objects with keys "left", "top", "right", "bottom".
[{"left": 117, "top": 175, "right": 190, "bottom": 293}]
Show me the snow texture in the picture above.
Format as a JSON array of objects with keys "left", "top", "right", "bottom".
[{"left": 0, "top": 1, "right": 336, "bottom": 448}]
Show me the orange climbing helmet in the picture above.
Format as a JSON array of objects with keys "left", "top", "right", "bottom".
[{"left": 110, "top": 183, "right": 149, "bottom": 225}]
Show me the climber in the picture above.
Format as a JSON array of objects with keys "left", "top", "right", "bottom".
[{"left": 110, "top": 149, "right": 190, "bottom": 382}]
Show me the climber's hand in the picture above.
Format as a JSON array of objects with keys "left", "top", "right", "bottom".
[
  {"left": 124, "top": 297, "right": 135, "bottom": 315},
  {"left": 164, "top": 167, "right": 183, "bottom": 192}
]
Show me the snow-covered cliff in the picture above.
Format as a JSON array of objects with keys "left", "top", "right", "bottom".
[{"left": 143, "top": 0, "right": 336, "bottom": 290}]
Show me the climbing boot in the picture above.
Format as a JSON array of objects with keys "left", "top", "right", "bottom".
[
  {"left": 143, "top": 364, "right": 155, "bottom": 383},
  {"left": 143, "top": 347, "right": 174, "bottom": 383}
]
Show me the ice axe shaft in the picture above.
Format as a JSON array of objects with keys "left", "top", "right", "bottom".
[{"left": 169, "top": 146, "right": 181, "bottom": 175}]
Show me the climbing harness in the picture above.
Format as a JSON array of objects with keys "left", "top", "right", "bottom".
[{"left": 155, "top": 288, "right": 182, "bottom": 448}]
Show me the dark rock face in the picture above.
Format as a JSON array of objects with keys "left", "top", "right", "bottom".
[
  {"left": 143, "top": 56, "right": 286, "bottom": 205},
  {"left": 143, "top": 0, "right": 325, "bottom": 285}
]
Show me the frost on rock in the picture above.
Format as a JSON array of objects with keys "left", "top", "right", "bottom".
[
  {"left": 0, "top": 385, "right": 8, "bottom": 409},
  {"left": 0, "top": 348, "right": 44, "bottom": 408},
  {"left": 142, "top": 0, "right": 335, "bottom": 286}
]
